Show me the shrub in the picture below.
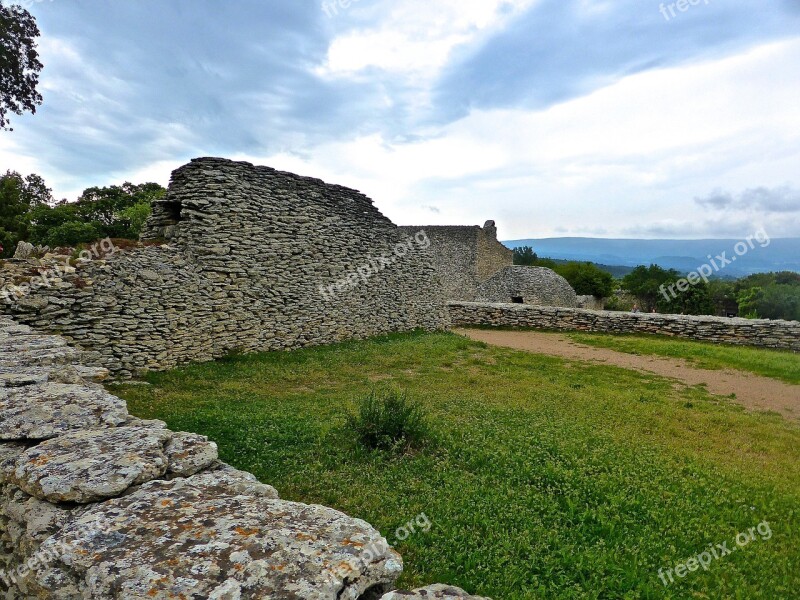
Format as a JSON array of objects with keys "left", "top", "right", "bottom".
[
  {"left": 43, "top": 221, "right": 101, "bottom": 248},
  {"left": 346, "top": 389, "right": 430, "bottom": 452}
]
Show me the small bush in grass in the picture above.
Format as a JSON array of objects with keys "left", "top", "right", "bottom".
[{"left": 346, "top": 389, "right": 430, "bottom": 452}]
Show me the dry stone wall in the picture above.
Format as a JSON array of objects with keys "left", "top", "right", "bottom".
[
  {"left": 448, "top": 302, "right": 800, "bottom": 351},
  {"left": 1, "top": 158, "right": 449, "bottom": 378},
  {"left": 475, "top": 267, "right": 578, "bottom": 308},
  {"left": 0, "top": 315, "right": 488, "bottom": 599},
  {"left": 397, "top": 222, "right": 511, "bottom": 302}
]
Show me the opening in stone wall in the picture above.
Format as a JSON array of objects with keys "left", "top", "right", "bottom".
[
  {"left": 511, "top": 296, "right": 524, "bottom": 304},
  {"left": 161, "top": 201, "right": 183, "bottom": 224}
]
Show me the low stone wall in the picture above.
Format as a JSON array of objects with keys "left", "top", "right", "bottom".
[
  {"left": 448, "top": 302, "right": 800, "bottom": 351},
  {"left": 0, "top": 315, "right": 486, "bottom": 599}
]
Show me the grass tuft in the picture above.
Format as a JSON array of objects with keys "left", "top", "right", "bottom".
[{"left": 346, "top": 388, "right": 431, "bottom": 452}]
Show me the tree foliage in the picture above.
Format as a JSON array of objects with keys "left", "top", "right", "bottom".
[
  {"left": 28, "top": 181, "right": 164, "bottom": 246},
  {"left": 0, "top": 171, "right": 164, "bottom": 253},
  {"left": 556, "top": 261, "right": 615, "bottom": 298},
  {"left": 659, "top": 280, "right": 715, "bottom": 316},
  {"left": 734, "top": 273, "right": 800, "bottom": 321},
  {"left": 621, "top": 264, "right": 680, "bottom": 312},
  {"left": 512, "top": 246, "right": 538, "bottom": 266},
  {"left": 0, "top": 169, "right": 51, "bottom": 256},
  {"left": 0, "top": 2, "right": 43, "bottom": 130}
]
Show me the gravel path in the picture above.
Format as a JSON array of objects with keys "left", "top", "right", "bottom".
[{"left": 456, "top": 328, "right": 800, "bottom": 420}]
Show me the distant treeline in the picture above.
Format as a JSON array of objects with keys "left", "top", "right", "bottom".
[
  {"left": 513, "top": 246, "right": 800, "bottom": 321},
  {"left": 0, "top": 170, "right": 163, "bottom": 256}
]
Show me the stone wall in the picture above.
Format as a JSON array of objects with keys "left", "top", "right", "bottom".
[
  {"left": 397, "top": 221, "right": 511, "bottom": 301},
  {"left": 475, "top": 267, "right": 578, "bottom": 308},
  {"left": 0, "top": 315, "right": 486, "bottom": 599},
  {"left": 0, "top": 158, "right": 449, "bottom": 378},
  {"left": 448, "top": 302, "right": 800, "bottom": 351}
]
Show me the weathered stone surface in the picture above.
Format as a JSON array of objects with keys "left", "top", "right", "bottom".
[
  {"left": 29, "top": 476, "right": 402, "bottom": 599},
  {"left": 2, "top": 158, "right": 450, "bottom": 378},
  {"left": 475, "top": 266, "right": 578, "bottom": 308},
  {"left": 0, "top": 383, "right": 129, "bottom": 441},
  {"left": 1, "top": 427, "right": 218, "bottom": 503},
  {"left": 12, "top": 241, "right": 34, "bottom": 260},
  {"left": 448, "top": 301, "right": 800, "bottom": 351},
  {"left": 0, "top": 442, "right": 26, "bottom": 464},
  {"left": 576, "top": 294, "right": 604, "bottom": 310},
  {"left": 397, "top": 222, "right": 512, "bottom": 302},
  {"left": 381, "top": 585, "right": 491, "bottom": 600},
  {"left": 191, "top": 463, "right": 279, "bottom": 500},
  {"left": 164, "top": 432, "right": 220, "bottom": 477}
]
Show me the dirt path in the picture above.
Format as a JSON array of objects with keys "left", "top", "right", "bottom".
[{"left": 456, "top": 329, "right": 800, "bottom": 420}]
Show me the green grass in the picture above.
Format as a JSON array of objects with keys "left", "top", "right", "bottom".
[
  {"left": 565, "top": 332, "right": 800, "bottom": 385},
  {"left": 112, "top": 331, "right": 800, "bottom": 599}
]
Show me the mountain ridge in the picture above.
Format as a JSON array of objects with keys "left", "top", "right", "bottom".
[{"left": 502, "top": 237, "right": 800, "bottom": 277}]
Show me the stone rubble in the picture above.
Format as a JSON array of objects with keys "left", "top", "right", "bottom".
[{"left": 380, "top": 585, "right": 491, "bottom": 600}]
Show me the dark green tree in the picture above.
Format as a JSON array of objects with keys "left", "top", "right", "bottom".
[
  {"left": 0, "top": 2, "right": 43, "bottom": 130},
  {"left": 0, "top": 169, "right": 51, "bottom": 256},
  {"left": 621, "top": 264, "right": 681, "bottom": 311},
  {"left": 555, "top": 262, "right": 615, "bottom": 298},
  {"left": 28, "top": 182, "right": 164, "bottom": 246},
  {"left": 512, "top": 246, "right": 537, "bottom": 266},
  {"left": 707, "top": 279, "right": 737, "bottom": 315},
  {"left": 738, "top": 284, "right": 800, "bottom": 321},
  {"left": 659, "top": 281, "right": 715, "bottom": 315},
  {"left": 75, "top": 182, "right": 164, "bottom": 238}
]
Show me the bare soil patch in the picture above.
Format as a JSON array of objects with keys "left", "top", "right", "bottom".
[{"left": 456, "top": 328, "right": 800, "bottom": 420}]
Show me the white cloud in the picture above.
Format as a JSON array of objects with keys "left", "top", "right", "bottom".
[
  {"left": 317, "top": 0, "right": 537, "bottom": 78},
  {"left": 252, "top": 38, "right": 800, "bottom": 237}
]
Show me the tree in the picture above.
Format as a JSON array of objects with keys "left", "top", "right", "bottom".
[
  {"left": 659, "top": 281, "right": 715, "bottom": 316},
  {"left": 621, "top": 264, "right": 680, "bottom": 311},
  {"left": 43, "top": 220, "right": 101, "bottom": 248},
  {"left": 0, "top": 169, "right": 51, "bottom": 256},
  {"left": 707, "top": 279, "right": 737, "bottom": 315},
  {"left": 738, "top": 284, "right": 800, "bottom": 321},
  {"left": 513, "top": 246, "right": 538, "bottom": 266},
  {"left": 0, "top": 2, "right": 43, "bottom": 130},
  {"left": 555, "top": 261, "right": 615, "bottom": 298},
  {"left": 27, "top": 181, "right": 163, "bottom": 246},
  {"left": 74, "top": 182, "right": 163, "bottom": 237}
]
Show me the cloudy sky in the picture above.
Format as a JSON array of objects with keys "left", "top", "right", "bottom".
[{"left": 3, "top": 0, "right": 800, "bottom": 239}]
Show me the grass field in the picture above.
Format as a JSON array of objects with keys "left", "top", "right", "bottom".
[
  {"left": 112, "top": 332, "right": 800, "bottom": 599},
  {"left": 566, "top": 332, "right": 800, "bottom": 385}
]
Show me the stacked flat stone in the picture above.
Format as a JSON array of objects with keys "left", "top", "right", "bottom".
[
  {"left": 1, "top": 158, "right": 449, "bottom": 378},
  {"left": 1, "top": 314, "right": 494, "bottom": 599},
  {"left": 397, "top": 222, "right": 512, "bottom": 302},
  {"left": 448, "top": 302, "right": 800, "bottom": 351},
  {"left": 474, "top": 266, "right": 578, "bottom": 308}
]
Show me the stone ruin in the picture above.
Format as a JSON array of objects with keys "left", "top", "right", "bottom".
[
  {"left": 398, "top": 221, "right": 577, "bottom": 308},
  {"left": 475, "top": 266, "right": 577, "bottom": 308},
  {"left": 0, "top": 158, "right": 499, "bottom": 599},
  {"left": 1, "top": 157, "right": 796, "bottom": 598},
  {"left": 1, "top": 158, "right": 449, "bottom": 378}
]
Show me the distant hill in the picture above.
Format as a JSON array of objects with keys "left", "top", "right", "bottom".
[
  {"left": 504, "top": 237, "right": 800, "bottom": 277},
  {"left": 531, "top": 256, "right": 634, "bottom": 278}
]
